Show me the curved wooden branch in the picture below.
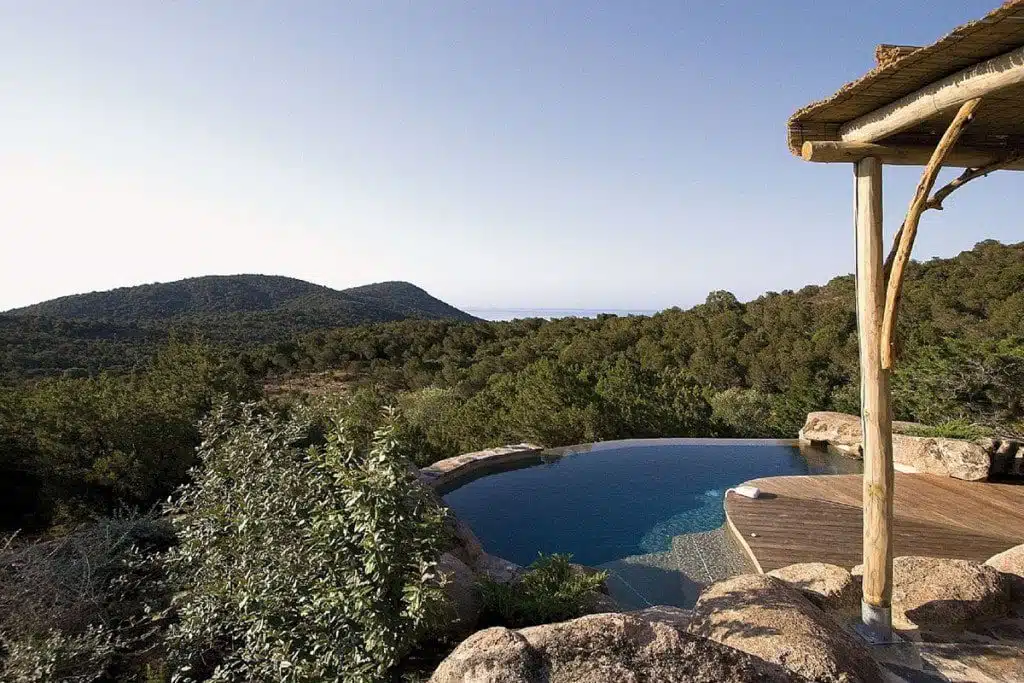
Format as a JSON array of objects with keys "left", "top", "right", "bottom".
[
  {"left": 881, "top": 150, "right": 1020, "bottom": 282},
  {"left": 879, "top": 97, "right": 983, "bottom": 370},
  {"left": 925, "top": 152, "right": 1023, "bottom": 210}
]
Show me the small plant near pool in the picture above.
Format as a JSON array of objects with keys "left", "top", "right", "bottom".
[{"left": 478, "top": 553, "right": 607, "bottom": 628}]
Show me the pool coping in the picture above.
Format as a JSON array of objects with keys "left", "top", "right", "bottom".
[
  {"left": 723, "top": 492, "right": 765, "bottom": 574},
  {"left": 418, "top": 443, "right": 545, "bottom": 492}
]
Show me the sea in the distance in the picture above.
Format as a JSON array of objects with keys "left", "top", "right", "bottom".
[{"left": 465, "top": 308, "right": 659, "bottom": 322}]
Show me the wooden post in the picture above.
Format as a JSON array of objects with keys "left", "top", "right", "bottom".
[{"left": 854, "top": 156, "right": 894, "bottom": 641}]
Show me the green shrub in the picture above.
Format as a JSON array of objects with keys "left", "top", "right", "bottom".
[
  {"left": 478, "top": 554, "right": 606, "bottom": 628},
  {"left": 1, "top": 339, "right": 259, "bottom": 532},
  {"left": 1, "top": 625, "right": 123, "bottom": 683},
  {"left": 163, "top": 402, "right": 448, "bottom": 682},
  {"left": 898, "top": 418, "right": 995, "bottom": 441}
]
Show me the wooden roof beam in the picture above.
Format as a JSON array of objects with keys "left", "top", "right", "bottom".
[
  {"left": 801, "top": 141, "right": 1024, "bottom": 170},
  {"left": 839, "top": 45, "right": 1024, "bottom": 144}
]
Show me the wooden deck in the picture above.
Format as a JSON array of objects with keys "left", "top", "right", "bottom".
[{"left": 724, "top": 474, "right": 1024, "bottom": 573}]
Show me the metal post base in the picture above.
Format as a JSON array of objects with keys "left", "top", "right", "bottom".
[{"left": 855, "top": 601, "right": 899, "bottom": 644}]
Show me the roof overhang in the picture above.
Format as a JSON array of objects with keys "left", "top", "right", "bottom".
[{"left": 788, "top": 1, "right": 1024, "bottom": 169}]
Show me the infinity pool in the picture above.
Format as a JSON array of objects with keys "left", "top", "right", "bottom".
[{"left": 442, "top": 439, "right": 861, "bottom": 568}]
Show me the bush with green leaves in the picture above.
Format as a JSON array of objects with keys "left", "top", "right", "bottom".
[
  {"left": 478, "top": 554, "right": 607, "bottom": 629},
  {"left": 1, "top": 624, "right": 124, "bottom": 683},
  {"left": 898, "top": 418, "right": 995, "bottom": 441},
  {"left": 163, "top": 402, "right": 448, "bottom": 682}
]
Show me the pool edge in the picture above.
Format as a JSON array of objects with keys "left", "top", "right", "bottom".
[{"left": 724, "top": 486, "right": 765, "bottom": 575}]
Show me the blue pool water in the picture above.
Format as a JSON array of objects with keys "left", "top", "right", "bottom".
[{"left": 442, "top": 439, "right": 861, "bottom": 567}]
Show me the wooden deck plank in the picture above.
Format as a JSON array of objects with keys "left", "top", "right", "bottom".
[{"left": 725, "top": 474, "right": 1024, "bottom": 573}]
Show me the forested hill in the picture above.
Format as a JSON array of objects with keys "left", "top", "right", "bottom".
[
  {"left": 7, "top": 276, "right": 475, "bottom": 324},
  {"left": 1, "top": 277, "right": 476, "bottom": 378},
  {"left": 2, "top": 241, "right": 1022, "bottom": 395}
]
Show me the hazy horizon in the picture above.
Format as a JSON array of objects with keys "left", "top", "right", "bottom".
[
  {"left": 1, "top": 237, "right": 1013, "bottom": 316},
  {"left": 3, "top": 1, "right": 1018, "bottom": 312}
]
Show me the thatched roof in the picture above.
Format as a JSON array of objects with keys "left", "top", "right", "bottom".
[{"left": 788, "top": 1, "right": 1024, "bottom": 156}]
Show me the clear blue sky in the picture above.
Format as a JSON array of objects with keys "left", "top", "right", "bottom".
[{"left": 1, "top": 1, "right": 1018, "bottom": 311}]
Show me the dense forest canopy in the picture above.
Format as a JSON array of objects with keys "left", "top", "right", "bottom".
[{"left": 243, "top": 239, "right": 1023, "bottom": 444}]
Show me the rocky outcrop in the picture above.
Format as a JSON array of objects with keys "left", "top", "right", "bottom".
[
  {"left": 439, "top": 552, "right": 484, "bottom": 637},
  {"left": 799, "top": 411, "right": 922, "bottom": 453},
  {"left": 688, "top": 574, "right": 882, "bottom": 683},
  {"left": 798, "top": 411, "right": 994, "bottom": 480},
  {"left": 985, "top": 438, "right": 1024, "bottom": 477},
  {"left": 475, "top": 552, "right": 524, "bottom": 584},
  {"left": 629, "top": 605, "right": 692, "bottom": 630},
  {"left": 419, "top": 443, "right": 544, "bottom": 491},
  {"left": 985, "top": 543, "right": 1024, "bottom": 599},
  {"left": 854, "top": 556, "right": 1012, "bottom": 630},
  {"left": 767, "top": 562, "right": 859, "bottom": 611},
  {"left": 798, "top": 412, "right": 868, "bottom": 455},
  {"left": 429, "top": 613, "right": 805, "bottom": 682},
  {"left": 890, "top": 434, "right": 990, "bottom": 481}
]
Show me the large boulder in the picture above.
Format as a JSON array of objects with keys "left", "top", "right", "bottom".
[
  {"left": 430, "top": 628, "right": 543, "bottom": 682},
  {"left": 799, "top": 412, "right": 865, "bottom": 455},
  {"left": 688, "top": 574, "right": 882, "bottom": 683},
  {"left": 439, "top": 553, "right": 483, "bottom": 637},
  {"left": 855, "top": 556, "right": 1012, "bottom": 630},
  {"left": 890, "top": 434, "right": 990, "bottom": 481},
  {"left": 767, "top": 562, "right": 859, "bottom": 611},
  {"left": 918, "top": 641, "right": 1024, "bottom": 683},
  {"left": 798, "top": 411, "right": 991, "bottom": 480},
  {"left": 429, "top": 613, "right": 805, "bottom": 682},
  {"left": 985, "top": 543, "right": 1024, "bottom": 600},
  {"left": 629, "top": 605, "right": 692, "bottom": 630},
  {"left": 475, "top": 552, "right": 524, "bottom": 584}
]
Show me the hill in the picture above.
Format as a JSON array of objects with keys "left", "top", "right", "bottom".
[
  {"left": 1, "top": 276, "right": 475, "bottom": 379},
  {"left": 7, "top": 275, "right": 475, "bottom": 325}
]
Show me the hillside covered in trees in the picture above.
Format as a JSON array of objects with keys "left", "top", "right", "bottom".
[{"left": 2, "top": 276, "right": 477, "bottom": 378}]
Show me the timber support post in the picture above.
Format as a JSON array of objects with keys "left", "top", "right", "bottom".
[{"left": 854, "top": 156, "right": 895, "bottom": 641}]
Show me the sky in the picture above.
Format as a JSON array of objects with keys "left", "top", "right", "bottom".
[{"left": 1, "top": 0, "right": 1020, "bottom": 312}]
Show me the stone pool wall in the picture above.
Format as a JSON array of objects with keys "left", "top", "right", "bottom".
[{"left": 418, "top": 442, "right": 545, "bottom": 491}]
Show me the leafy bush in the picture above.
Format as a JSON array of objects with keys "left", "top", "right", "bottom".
[
  {"left": 893, "top": 337, "right": 1024, "bottom": 431},
  {"left": 163, "top": 402, "right": 448, "bottom": 682},
  {"left": 2, "top": 625, "right": 123, "bottom": 683},
  {"left": 478, "top": 554, "right": 606, "bottom": 628},
  {"left": 898, "top": 419, "right": 995, "bottom": 441}
]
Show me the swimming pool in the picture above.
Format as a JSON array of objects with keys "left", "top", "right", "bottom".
[{"left": 442, "top": 439, "right": 861, "bottom": 570}]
